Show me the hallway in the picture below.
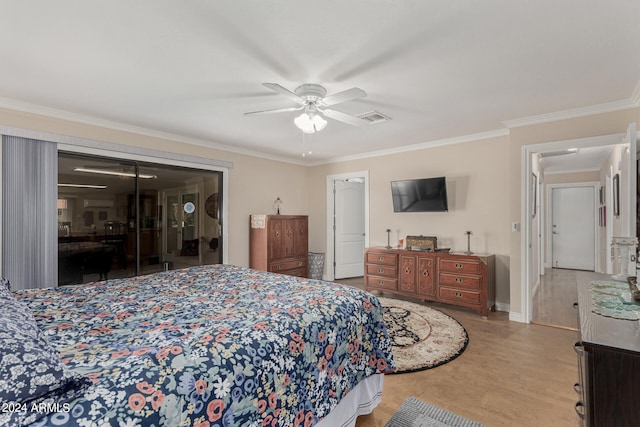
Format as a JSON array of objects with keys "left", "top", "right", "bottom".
[{"left": 531, "top": 268, "right": 597, "bottom": 331}]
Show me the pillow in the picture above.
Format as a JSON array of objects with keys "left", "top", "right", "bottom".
[{"left": 0, "top": 292, "right": 90, "bottom": 423}]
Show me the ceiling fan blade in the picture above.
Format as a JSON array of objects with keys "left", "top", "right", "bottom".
[
  {"left": 322, "top": 87, "right": 367, "bottom": 106},
  {"left": 321, "top": 108, "right": 369, "bottom": 128},
  {"left": 244, "top": 106, "right": 304, "bottom": 116},
  {"left": 263, "top": 83, "right": 305, "bottom": 104}
]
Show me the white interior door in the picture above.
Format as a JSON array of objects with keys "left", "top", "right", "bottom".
[
  {"left": 551, "top": 186, "right": 595, "bottom": 270},
  {"left": 334, "top": 179, "right": 365, "bottom": 279}
]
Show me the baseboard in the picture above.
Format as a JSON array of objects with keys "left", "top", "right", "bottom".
[
  {"left": 509, "top": 311, "right": 524, "bottom": 323},
  {"left": 494, "top": 302, "right": 510, "bottom": 313}
]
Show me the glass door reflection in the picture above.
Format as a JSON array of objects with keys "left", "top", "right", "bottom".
[
  {"left": 58, "top": 153, "right": 223, "bottom": 285},
  {"left": 163, "top": 185, "right": 201, "bottom": 269}
]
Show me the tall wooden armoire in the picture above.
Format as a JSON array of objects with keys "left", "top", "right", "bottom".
[{"left": 249, "top": 214, "right": 308, "bottom": 278}]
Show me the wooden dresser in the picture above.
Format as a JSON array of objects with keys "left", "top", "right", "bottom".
[
  {"left": 364, "top": 247, "right": 495, "bottom": 317},
  {"left": 249, "top": 214, "right": 308, "bottom": 278},
  {"left": 574, "top": 273, "right": 640, "bottom": 426}
]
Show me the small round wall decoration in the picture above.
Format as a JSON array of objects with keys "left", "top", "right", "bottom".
[{"left": 184, "top": 202, "right": 196, "bottom": 214}]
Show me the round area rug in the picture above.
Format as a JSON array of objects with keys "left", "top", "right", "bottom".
[{"left": 378, "top": 297, "right": 469, "bottom": 374}]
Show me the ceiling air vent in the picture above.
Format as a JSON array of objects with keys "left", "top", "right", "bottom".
[{"left": 356, "top": 111, "right": 391, "bottom": 124}]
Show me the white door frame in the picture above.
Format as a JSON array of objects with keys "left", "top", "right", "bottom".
[
  {"left": 520, "top": 132, "right": 627, "bottom": 324},
  {"left": 538, "top": 177, "right": 545, "bottom": 276},
  {"left": 325, "top": 171, "right": 369, "bottom": 282},
  {"left": 605, "top": 167, "right": 614, "bottom": 274},
  {"left": 546, "top": 182, "right": 599, "bottom": 271}
]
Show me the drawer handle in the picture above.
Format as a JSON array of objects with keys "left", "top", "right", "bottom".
[
  {"left": 422, "top": 270, "right": 429, "bottom": 277},
  {"left": 573, "top": 382, "right": 581, "bottom": 395},
  {"left": 455, "top": 291, "right": 463, "bottom": 298},
  {"left": 274, "top": 231, "right": 280, "bottom": 237},
  {"left": 287, "top": 230, "right": 293, "bottom": 236},
  {"left": 378, "top": 256, "right": 385, "bottom": 262},
  {"left": 455, "top": 263, "right": 463, "bottom": 269},
  {"left": 378, "top": 268, "right": 385, "bottom": 273},
  {"left": 405, "top": 268, "right": 411, "bottom": 274},
  {"left": 573, "top": 342, "right": 584, "bottom": 355},
  {"left": 378, "top": 280, "right": 384, "bottom": 285},
  {"left": 455, "top": 277, "right": 463, "bottom": 283},
  {"left": 297, "top": 261, "right": 302, "bottom": 266},
  {"left": 276, "top": 264, "right": 282, "bottom": 270},
  {"left": 575, "top": 401, "right": 585, "bottom": 420}
]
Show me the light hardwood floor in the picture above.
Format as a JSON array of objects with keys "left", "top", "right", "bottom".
[
  {"left": 336, "top": 278, "right": 581, "bottom": 427},
  {"left": 531, "top": 268, "right": 580, "bottom": 330}
]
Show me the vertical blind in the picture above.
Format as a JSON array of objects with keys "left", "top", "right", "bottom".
[{"left": 2, "top": 135, "right": 57, "bottom": 290}]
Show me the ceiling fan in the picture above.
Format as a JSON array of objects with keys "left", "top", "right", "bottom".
[{"left": 244, "top": 83, "right": 369, "bottom": 133}]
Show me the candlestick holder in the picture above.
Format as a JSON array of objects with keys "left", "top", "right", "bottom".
[
  {"left": 385, "top": 229, "right": 392, "bottom": 249},
  {"left": 464, "top": 231, "right": 473, "bottom": 255}
]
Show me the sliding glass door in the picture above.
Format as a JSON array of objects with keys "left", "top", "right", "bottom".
[{"left": 58, "top": 152, "right": 222, "bottom": 286}]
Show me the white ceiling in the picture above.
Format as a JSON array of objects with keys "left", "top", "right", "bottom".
[{"left": 1, "top": 1, "right": 639, "bottom": 166}]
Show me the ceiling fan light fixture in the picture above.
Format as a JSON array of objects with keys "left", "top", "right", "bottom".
[
  {"left": 294, "top": 112, "right": 327, "bottom": 134},
  {"left": 312, "top": 114, "right": 327, "bottom": 132}
]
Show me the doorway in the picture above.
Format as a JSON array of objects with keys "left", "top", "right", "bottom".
[
  {"left": 521, "top": 128, "right": 637, "bottom": 324},
  {"left": 334, "top": 178, "right": 365, "bottom": 279},
  {"left": 325, "top": 171, "right": 369, "bottom": 282}
]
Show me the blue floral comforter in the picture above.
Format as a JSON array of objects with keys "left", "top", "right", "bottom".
[{"left": 15, "top": 264, "right": 395, "bottom": 426}]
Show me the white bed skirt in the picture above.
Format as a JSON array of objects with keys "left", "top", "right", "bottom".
[{"left": 316, "top": 374, "right": 384, "bottom": 427}]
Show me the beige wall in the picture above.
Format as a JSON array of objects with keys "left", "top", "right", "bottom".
[
  {"left": 0, "top": 107, "right": 311, "bottom": 267},
  {"left": 309, "top": 136, "right": 512, "bottom": 308},
  {"left": 2, "top": 104, "right": 639, "bottom": 318}
]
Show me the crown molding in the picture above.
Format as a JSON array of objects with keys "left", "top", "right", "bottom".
[
  {"left": 309, "top": 128, "right": 510, "bottom": 166},
  {"left": 503, "top": 98, "right": 639, "bottom": 129},
  {"left": 0, "top": 97, "right": 309, "bottom": 166},
  {"left": 543, "top": 167, "right": 602, "bottom": 176}
]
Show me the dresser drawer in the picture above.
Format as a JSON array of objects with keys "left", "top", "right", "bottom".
[
  {"left": 366, "top": 275, "right": 398, "bottom": 291},
  {"left": 269, "top": 257, "right": 306, "bottom": 273},
  {"left": 366, "top": 263, "right": 397, "bottom": 278},
  {"left": 439, "top": 273, "right": 481, "bottom": 289},
  {"left": 284, "top": 267, "right": 307, "bottom": 278},
  {"left": 439, "top": 258, "right": 481, "bottom": 274},
  {"left": 366, "top": 252, "right": 397, "bottom": 266},
  {"left": 439, "top": 286, "right": 481, "bottom": 305}
]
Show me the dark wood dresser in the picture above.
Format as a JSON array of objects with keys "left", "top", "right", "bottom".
[
  {"left": 575, "top": 274, "right": 640, "bottom": 426},
  {"left": 364, "top": 247, "right": 495, "bottom": 317},
  {"left": 249, "top": 214, "right": 308, "bottom": 278}
]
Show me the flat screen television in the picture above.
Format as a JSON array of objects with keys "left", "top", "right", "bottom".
[{"left": 391, "top": 176, "right": 448, "bottom": 212}]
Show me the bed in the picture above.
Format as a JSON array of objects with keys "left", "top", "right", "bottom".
[{"left": 0, "top": 264, "right": 395, "bottom": 426}]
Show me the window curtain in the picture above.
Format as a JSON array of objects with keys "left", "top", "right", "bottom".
[{"left": 2, "top": 135, "right": 57, "bottom": 290}]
